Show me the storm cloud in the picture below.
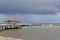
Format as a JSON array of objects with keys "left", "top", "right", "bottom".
[
  {"left": 0, "top": 0, "right": 60, "bottom": 15},
  {"left": 0, "top": 0, "right": 60, "bottom": 23}
]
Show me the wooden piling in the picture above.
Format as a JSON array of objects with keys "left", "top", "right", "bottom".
[{"left": 0, "top": 26, "right": 3, "bottom": 31}]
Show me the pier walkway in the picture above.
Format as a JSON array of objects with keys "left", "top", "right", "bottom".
[{"left": 0, "top": 24, "right": 20, "bottom": 31}]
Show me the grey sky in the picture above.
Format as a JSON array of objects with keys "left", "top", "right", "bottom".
[
  {"left": 0, "top": 0, "right": 60, "bottom": 23},
  {"left": 0, "top": 0, "right": 60, "bottom": 14}
]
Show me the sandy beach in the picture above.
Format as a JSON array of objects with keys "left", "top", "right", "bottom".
[{"left": 0, "top": 36, "right": 24, "bottom": 40}]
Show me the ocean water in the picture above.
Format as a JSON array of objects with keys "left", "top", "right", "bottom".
[{"left": 0, "top": 26, "right": 60, "bottom": 40}]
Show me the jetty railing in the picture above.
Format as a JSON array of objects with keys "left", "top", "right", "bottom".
[{"left": 0, "top": 24, "right": 21, "bottom": 31}]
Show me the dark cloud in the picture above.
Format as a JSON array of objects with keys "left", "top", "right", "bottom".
[{"left": 0, "top": 0, "right": 60, "bottom": 15}]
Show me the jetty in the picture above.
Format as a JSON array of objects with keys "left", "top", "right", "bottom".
[
  {"left": 0, "top": 19, "right": 32, "bottom": 31},
  {"left": 0, "top": 24, "right": 20, "bottom": 31},
  {"left": 0, "top": 19, "right": 20, "bottom": 31}
]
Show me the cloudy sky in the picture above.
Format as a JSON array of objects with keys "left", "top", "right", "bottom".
[{"left": 0, "top": 0, "right": 60, "bottom": 23}]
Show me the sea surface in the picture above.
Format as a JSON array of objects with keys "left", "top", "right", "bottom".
[{"left": 0, "top": 26, "right": 60, "bottom": 40}]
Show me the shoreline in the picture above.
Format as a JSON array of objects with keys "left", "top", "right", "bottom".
[{"left": 0, "top": 36, "right": 24, "bottom": 40}]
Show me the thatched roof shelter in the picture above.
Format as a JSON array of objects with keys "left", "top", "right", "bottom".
[
  {"left": 4, "top": 19, "right": 19, "bottom": 22},
  {"left": 3, "top": 19, "right": 20, "bottom": 27}
]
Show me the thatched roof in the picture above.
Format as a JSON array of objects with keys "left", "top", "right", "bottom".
[{"left": 4, "top": 19, "right": 20, "bottom": 22}]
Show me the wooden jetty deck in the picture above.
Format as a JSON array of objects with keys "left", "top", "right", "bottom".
[
  {"left": 0, "top": 24, "right": 21, "bottom": 31},
  {"left": 0, "top": 23, "right": 32, "bottom": 31}
]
